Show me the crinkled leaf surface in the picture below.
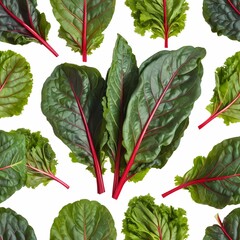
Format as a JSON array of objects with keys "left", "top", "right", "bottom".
[
  {"left": 122, "top": 46, "right": 206, "bottom": 181},
  {"left": 200, "top": 51, "right": 240, "bottom": 128},
  {"left": 122, "top": 195, "right": 188, "bottom": 240},
  {"left": 50, "top": 0, "right": 116, "bottom": 61},
  {"left": 125, "top": 0, "right": 189, "bottom": 47},
  {"left": 0, "top": 50, "right": 32, "bottom": 118},
  {"left": 0, "top": 0, "right": 50, "bottom": 45},
  {"left": 203, "top": 0, "right": 240, "bottom": 42},
  {"left": 41, "top": 63, "right": 106, "bottom": 192},
  {"left": 203, "top": 208, "right": 240, "bottom": 240},
  {"left": 0, "top": 130, "right": 26, "bottom": 203},
  {"left": 50, "top": 199, "right": 117, "bottom": 240},
  {"left": 103, "top": 34, "right": 139, "bottom": 172},
  {"left": 11, "top": 128, "right": 58, "bottom": 189},
  {"left": 0, "top": 207, "right": 37, "bottom": 240},
  {"left": 173, "top": 137, "right": 240, "bottom": 209}
]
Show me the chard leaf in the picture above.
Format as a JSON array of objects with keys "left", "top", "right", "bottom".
[
  {"left": 0, "top": 130, "right": 26, "bottom": 203},
  {"left": 203, "top": 0, "right": 240, "bottom": 42},
  {"left": 0, "top": 50, "right": 32, "bottom": 118},
  {"left": 103, "top": 34, "right": 139, "bottom": 190},
  {"left": 203, "top": 208, "right": 240, "bottom": 240},
  {"left": 122, "top": 195, "right": 188, "bottom": 240},
  {"left": 0, "top": 0, "right": 57, "bottom": 56},
  {"left": 199, "top": 51, "right": 240, "bottom": 129},
  {"left": 0, "top": 207, "right": 37, "bottom": 240},
  {"left": 163, "top": 137, "right": 240, "bottom": 209},
  {"left": 41, "top": 63, "right": 106, "bottom": 194},
  {"left": 50, "top": 0, "right": 116, "bottom": 61},
  {"left": 11, "top": 128, "right": 69, "bottom": 189},
  {"left": 125, "top": 0, "right": 189, "bottom": 47},
  {"left": 50, "top": 199, "right": 117, "bottom": 240},
  {"left": 113, "top": 46, "right": 206, "bottom": 199}
]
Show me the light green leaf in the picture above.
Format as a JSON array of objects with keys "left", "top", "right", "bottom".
[
  {"left": 50, "top": 199, "right": 117, "bottom": 240},
  {"left": 0, "top": 50, "right": 32, "bottom": 118}
]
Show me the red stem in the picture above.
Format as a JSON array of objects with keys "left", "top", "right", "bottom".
[
  {"left": 162, "top": 173, "right": 240, "bottom": 198},
  {"left": 163, "top": 0, "right": 168, "bottom": 48},
  {"left": 216, "top": 214, "right": 233, "bottom": 240},
  {"left": 227, "top": 0, "right": 240, "bottom": 15},
  {"left": 0, "top": 1, "right": 58, "bottom": 57},
  {"left": 198, "top": 93, "right": 240, "bottom": 129},
  {"left": 82, "top": 0, "right": 87, "bottom": 62},
  {"left": 27, "top": 164, "right": 69, "bottom": 189},
  {"left": 70, "top": 83, "right": 105, "bottom": 194}
]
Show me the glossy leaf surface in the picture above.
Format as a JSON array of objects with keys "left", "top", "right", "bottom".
[
  {"left": 203, "top": 0, "right": 240, "bottom": 42},
  {"left": 50, "top": 199, "right": 117, "bottom": 240},
  {"left": 125, "top": 0, "right": 189, "bottom": 47},
  {"left": 0, "top": 208, "right": 37, "bottom": 240},
  {"left": 122, "top": 195, "right": 188, "bottom": 240},
  {"left": 0, "top": 50, "right": 32, "bottom": 118},
  {"left": 203, "top": 208, "right": 240, "bottom": 240},
  {"left": 50, "top": 0, "right": 116, "bottom": 61},
  {"left": 41, "top": 63, "right": 106, "bottom": 193},
  {"left": 0, "top": 130, "right": 26, "bottom": 203}
]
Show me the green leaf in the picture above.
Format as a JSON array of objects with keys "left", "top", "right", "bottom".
[
  {"left": 0, "top": 130, "right": 26, "bottom": 203},
  {"left": 0, "top": 50, "right": 32, "bottom": 118},
  {"left": 163, "top": 137, "right": 240, "bottom": 209},
  {"left": 199, "top": 51, "right": 240, "bottom": 129},
  {"left": 203, "top": 208, "right": 240, "bottom": 240},
  {"left": 123, "top": 46, "right": 205, "bottom": 180},
  {"left": 125, "top": 0, "right": 189, "bottom": 47},
  {"left": 122, "top": 195, "right": 188, "bottom": 240},
  {"left": 0, "top": 207, "right": 37, "bottom": 240},
  {"left": 0, "top": 0, "right": 57, "bottom": 56},
  {"left": 50, "top": 199, "right": 117, "bottom": 240},
  {"left": 203, "top": 0, "right": 240, "bottom": 42},
  {"left": 11, "top": 128, "right": 69, "bottom": 189},
  {"left": 50, "top": 0, "right": 116, "bottom": 61},
  {"left": 41, "top": 63, "right": 106, "bottom": 193}
]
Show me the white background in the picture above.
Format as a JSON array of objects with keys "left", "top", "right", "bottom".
[{"left": 0, "top": 0, "right": 240, "bottom": 239}]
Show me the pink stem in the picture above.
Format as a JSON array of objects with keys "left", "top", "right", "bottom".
[
  {"left": 227, "top": 0, "right": 240, "bottom": 15},
  {"left": 27, "top": 164, "right": 69, "bottom": 189},
  {"left": 162, "top": 173, "right": 240, "bottom": 198},
  {"left": 216, "top": 214, "right": 233, "bottom": 240},
  {"left": 82, "top": 0, "right": 87, "bottom": 62},
  {"left": 0, "top": 1, "right": 58, "bottom": 57},
  {"left": 163, "top": 0, "right": 168, "bottom": 48}
]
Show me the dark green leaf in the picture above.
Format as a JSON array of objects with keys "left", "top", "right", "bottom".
[
  {"left": 199, "top": 51, "right": 240, "bottom": 129},
  {"left": 0, "top": 207, "right": 37, "bottom": 240},
  {"left": 50, "top": 0, "right": 116, "bottom": 61},
  {"left": 50, "top": 199, "right": 117, "bottom": 240},
  {"left": 0, "top": 50, "right": 32, "bottom": 118},
  {"left": 41, "top": 63, "right": 106, "bottom": 193},
  {"left": 164, "top": 137, "right": 240, "bottom": 209},
  {"left": 122, "top": 195, "right": 188, "bottom": 240},
  {"left": 203, "top": 208, "right": 240, "bottom": 240},
  {"left": 203, "top": 0, "right": 240, "bottom": 42},
  {"left": 0, "top": 130, "right": 26, "bottom": 203},
  {"left": 125, "top": 0, "right": 189, "bottom": 47}
]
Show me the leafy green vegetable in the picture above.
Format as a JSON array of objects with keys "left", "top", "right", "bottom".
[
  {"left": 203, "top": 0, "right": 240, "bottom": 43},
  {"left": 11, "top": 128, "right": 69, "bottom": 189},
  {"left": 50, "top": 199, "right": 117, "bottom": 240},
  {"left": 0, "top": 207, "right": 37, "bottom": 240},
  {"left": 41, "top": 64, "right": 106, "bottom": 194},
  {"left": 203, "top": 208, "right": 240, "bottom": 240},
  {"left": 0, "top": 50, "right": 32, "bottom": 118},
  {"left": 50, "top": 0, "right": 116, "bottom": 61},
  {"left": 122, "top": 195, "right": 188, "bottom": 240},
  {"left": 125, "top": 0, "right": 189, "bottom": 47},
  {"left": 162, "top": 137, "right": 240, "bottom": 209},
  {"left": 0, "top": 0, "right": 58, "bottom": 56},
  {"left": 199, "top": 51, "right": 240, "bottom": 129},
  {"left": 112, "top": 45, "right": 206, "bottom": 199},
  {"left": 0, "top": 130, "right": 26, "bottom": 203}
]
